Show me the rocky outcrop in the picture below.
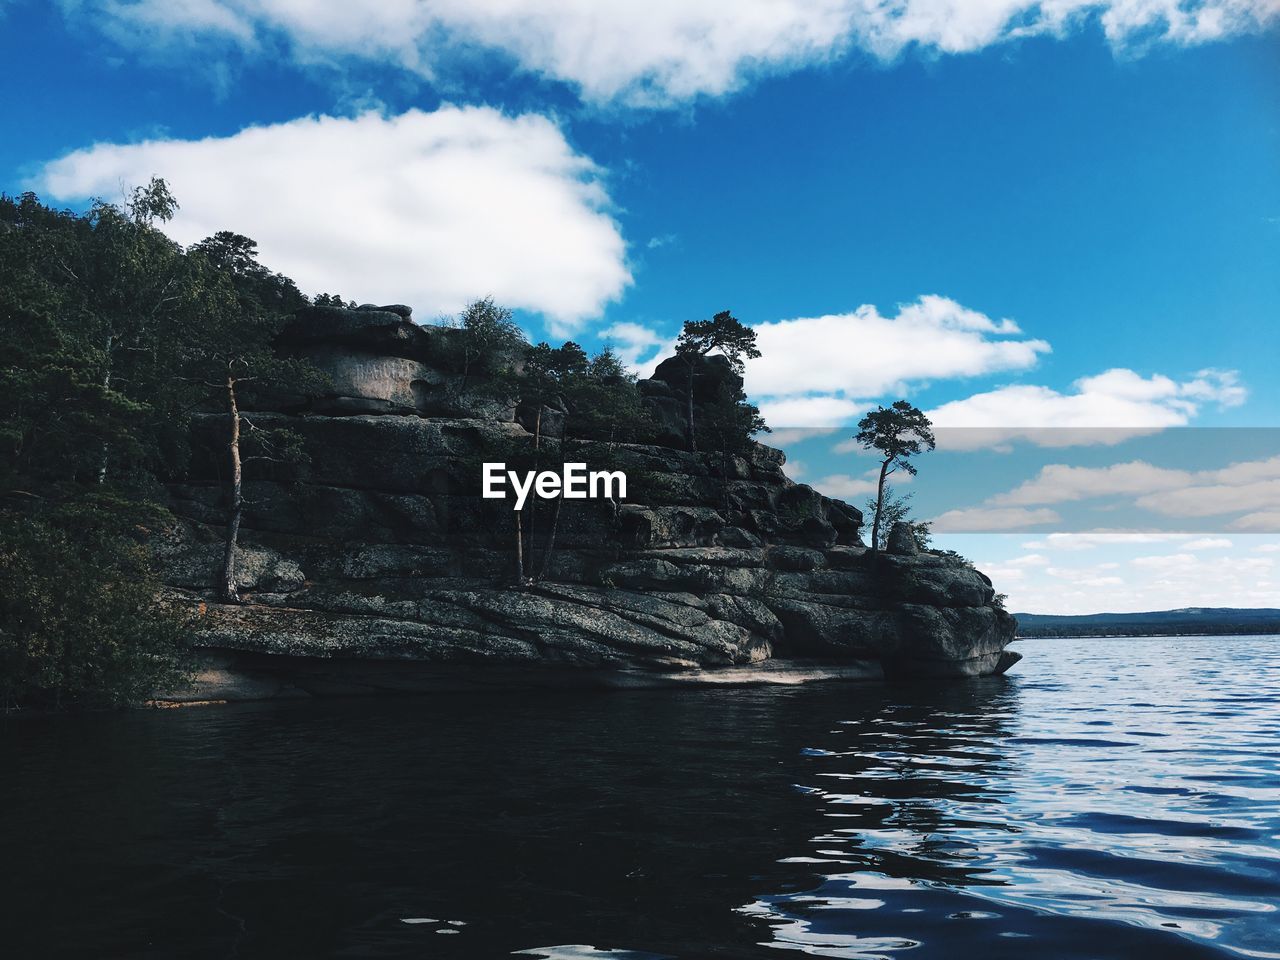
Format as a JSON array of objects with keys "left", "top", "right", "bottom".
[{"left": 158, "top": 305, "right": 1019, "bottom": 700}]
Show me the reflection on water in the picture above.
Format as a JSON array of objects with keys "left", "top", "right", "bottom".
[{"left": 2, "top": 636, "right": 1278, "bottom": 959}]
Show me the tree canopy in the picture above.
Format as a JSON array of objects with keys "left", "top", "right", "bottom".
[
  {"left": 0, "top": 186, "right": 321, "bottom": 707},
  {"left": 673, "top": 310, "right": 761, "bottom": 452}
]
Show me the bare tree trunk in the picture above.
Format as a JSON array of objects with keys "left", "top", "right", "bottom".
[
  {"left": 526, "top": 405, "right": 542, "bottom": 562},
  {"left": 685, "top": 363, "right": 698, "bottom": 452},
  {"left": 871, "top": 458, "right": 890, "bottom": 552},
  {"left": 514, "top": 510, "right": 526, "bottom": 583},
  {"left": 536, "top": 423, "right": 569, "bottom": 582},
  {"left": 220, "top": 374, "right": 243, "bottom": 602},
  {"left": 537, "top": 495, "right": 564, "bottom": 581},
  {"left": 96, "top": 332, "right": 114, "bottom": 484}
]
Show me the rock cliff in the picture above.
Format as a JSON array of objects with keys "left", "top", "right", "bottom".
[{"left": 158, "top": 304, "right": 1020, "bottom": 700}]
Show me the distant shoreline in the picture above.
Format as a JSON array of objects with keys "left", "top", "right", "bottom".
[
  {"left": 1015, "top": 631, "right": 1280, "bottom": 640},
  {"left": 1013, "top": 608, "right": 1280, "bottom": 640}
]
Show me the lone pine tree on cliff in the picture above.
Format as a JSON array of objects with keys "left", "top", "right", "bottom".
[
  {"left": 673, "top": 310, "right": 760, "bottom": 452},
  {"left": 854, "top": 401, "right": 936, "bottom": 553}
]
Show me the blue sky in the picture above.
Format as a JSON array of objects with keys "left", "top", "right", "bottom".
[{"left": 3, "top": 0, "right": 1279, "bottom": 612}]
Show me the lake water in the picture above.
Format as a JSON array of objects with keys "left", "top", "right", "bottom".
[{"left": 3, "top": 635, "right": 1279, "bottom": 959}]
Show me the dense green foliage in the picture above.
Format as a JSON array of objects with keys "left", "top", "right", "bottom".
[
  {"left": 864, "top": 484, "right": 932, "bottom": 552},
  {"left": 1, "top": 190, "right": 775, "bottom": 704},
  {"left": 0, "top": 499, "right": 188, "bottom": 709},
  {"left": 443, "top": 296, "right": 527, "bottom": 394},
  {"left": 673, "top": 310, "right": 761, "bottom": 452},
  {"left": 0, "top": 186, "right": 314, "bottom": 708},
  {"left": 462, "top": 334, "right": 658, "bottom": 583}
]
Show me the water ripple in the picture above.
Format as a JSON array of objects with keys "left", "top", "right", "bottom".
[
  {"left": 758, "top": 636, "right": 1280, "bottom": 959},
  {"left": 1, "top": 634, "right": 1277, "bottom": 959}
]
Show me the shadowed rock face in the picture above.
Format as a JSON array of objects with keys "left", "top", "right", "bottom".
[{"left": 159, "top": 305, "right": 1019, "bottom": 700}]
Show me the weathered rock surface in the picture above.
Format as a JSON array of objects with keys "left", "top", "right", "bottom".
[{"left": 159, "top": 305, "right": 1020, "bottom": 700}]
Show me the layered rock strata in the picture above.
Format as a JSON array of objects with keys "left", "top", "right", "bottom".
[{"left": 159, "top": 304, "right": 1020, "bottom": 700}]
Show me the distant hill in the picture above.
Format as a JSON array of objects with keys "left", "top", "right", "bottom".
[{"left": 1013, "top": 608, "right": 1280, "bottom": 638}]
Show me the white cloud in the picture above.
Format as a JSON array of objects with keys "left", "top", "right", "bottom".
[
  {"left": 31, "top": 107, "right": 631, "bottom": 334},
  {"left": 931, "top": 506, "right": 1061, "bottom": 532},
  {"left": 577, "top": 305, "right": 1243, "bottom": 445},
  {"left": 994, "top": 461, "right": 1194, "bottom": 506},
  {"left": 1007, "top": 552, "right": 1280, "bottom": 613},
  {"left": 1232, "top": 510, "right": 1280, "bottom": 531},
  {"left": 765, "top": 427, "right": 841, "bottom": 448},
  {"left": 1021, "top": 531, "right": 1197, "bottom": 550},
  {"left": 749, "top": 296, "right": 1049, "bottom": 426},
  {"left": 1132, "top": 552, "right": 1200, "bottom": 569},
  {"left": 1044, "top": 566, "right": 1126, "bottom": 586},
  {"left": 991, "top": 456, "right": 1280, "bottom": 517},
  {"left": 980, "top": 553, "right": 1051, "bottom": 579},
  {"left": 1008, "top": 553, "right": 1051, "bottom": 567},
  {"left": 1139, "top": 476, "right": 1280, "bottom": 518},
  {"left": 1183, "top": 537, "right": 1234, "bottom": 550},
  {"left": 928, "top": 368, "right": 1247, "bottom": 450},
  {"left": 963, "top": 455, "right": 1280, "bottom": 533},
  {"left": 759, "top": 395, "right": 870, "bottom": 429},
  {"left": 811, "top": 473, "right": 881, "bottom": 500},
  {"left": 959, "top": 532, "right": 1280, "bottom": 614},
  {"left": 600, "top": 322, "right": 674, "bottom": 377},
  {"left": 812, "top": 466, "right": 911, "bottom": 501},
  {"left": 57, "top": 1, "right": 1280, "bottom": 107}
]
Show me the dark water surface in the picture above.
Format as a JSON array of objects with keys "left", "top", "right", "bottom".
[{"left": 3, "top": 636, "right": 1279, "bottom": 959}]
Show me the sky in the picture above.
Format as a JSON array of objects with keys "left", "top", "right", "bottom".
[{"left": 3, "top": 0, "right": 1279, "bottom": 613}]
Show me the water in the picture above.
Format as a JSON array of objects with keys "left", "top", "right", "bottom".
[{"left": 3, "top": 635, "right": 1279, "bottom": 959}]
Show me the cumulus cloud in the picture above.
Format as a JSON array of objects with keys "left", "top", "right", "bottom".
[
  {"left": 1043, "top": 566, "right": 1126, "bottom": 586},
  {"left": 974, "top": 532, "right": 1280, "bottom": 613},
  {"left": 979, "top": 553, "right": 1052, "bottom": 580},
  {"left": 561, "top": 303, "right": 1242, "bottom": 444},
  {"left": 810, "top": 474, "right": 881, "bottom": 500},
  {"left": 1004, "top": 551, "right": 1279, "bottom": 613},
  {"left": 931, "top": 506, "right": 1061, "bottom": 532},
  {"left": 993, "top": 455, "right": 1280, "bottom": 523},
  {"left": 765, "top": 427, "right": 842, "bottom": 448},
  {"left": 1229, "top": 510, "right": 1280, "bottom": 531},
  {"left": 599, "top": 322, "right": 674, "bottom": 377},
  {"left": 927, "top": 368, "right": 1247, "bottom": 450},
  {"left": 810, "top": 468, "right": 910, "bottom": 501},
  {"left": 963, "top": 455, "right": 1280, "bottom": 532},
  {"left": 1009, "top": 553, "right": 1052, "bottom": 567},
  {"left": 759, "top": 395, "right": 871, "bottom": 429},
  {"left": 1131, "top": 552, "right": 1200, "bottom": 569},
  {"left": 748, "top": 295, "right": 1049, "bottom": 426},
  {"left": 1137, "top": 471, "right": 1280, "bottom": 519},
  {"left": 1020, "top": 531, "right": 1199, "bottom": 550},
  {"left": 993, "top": 461, "right": 1196, "bottom": 506},
  {"left": 55, "top": 1, "right": 1280, "bottom": 106},
  {"left": 1182, "top": 537, "right": 1234, "bottom": 550},
  {"left": 31, "top": 107, "right": 631, "bottom": 334}
]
